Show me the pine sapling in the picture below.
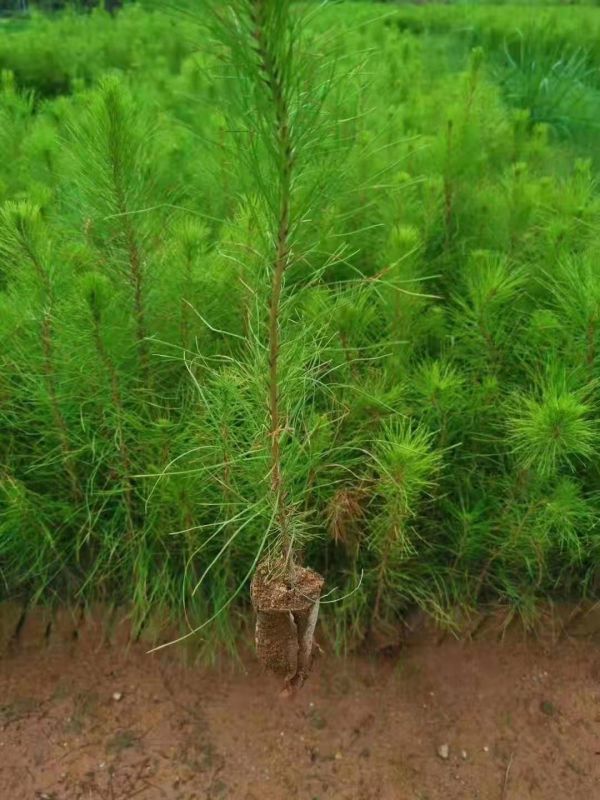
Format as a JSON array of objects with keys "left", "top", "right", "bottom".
[
  {"left": 243, "top": 0, "right": 325, "bottom": 690},
  {"left": 0, "top": 201, "right": 82, "bottom": 505},
  {"left": 67, "top": 77, "right": 156, "bottom": 389},
  {"left": 370, "top": 421, "right": 441, "bottom": 624},
  {"left": 80, "top": 271, "right": 136, "bottom": 539},
  {"left": 180, "top": 0, "right": 347, "bottom": 688}
]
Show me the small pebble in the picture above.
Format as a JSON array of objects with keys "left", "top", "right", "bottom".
[
  {"left": 483, "top": 746, "right": 490, "bottom": 753},
  {"left": 335, "top": 751, "right": 343, "bottom": 760},
  {"left": 437, "top": 743, "right": 450, "bottom": 760},
  {"left": 112, "top": 692, "right": 123, "bottom": 702},
  {"left": 461, "top": 750, "right": 468, "bottom": 760}
]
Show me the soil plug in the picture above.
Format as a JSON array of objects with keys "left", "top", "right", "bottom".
[{"left": 251, "top": 563, "right": 324, "bottom": 690}]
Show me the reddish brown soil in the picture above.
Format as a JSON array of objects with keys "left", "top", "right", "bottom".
[{"left": 1, "top": 620, "right": 600, "bottom": 799}]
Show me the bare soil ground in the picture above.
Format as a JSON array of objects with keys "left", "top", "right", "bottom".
[{"left": 1, "top": 609, "right": 600, "bottom": 799}]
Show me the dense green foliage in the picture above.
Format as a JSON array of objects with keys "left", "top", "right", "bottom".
[{"left": 2, "top": 2, "right": 600, "bottom": 654}]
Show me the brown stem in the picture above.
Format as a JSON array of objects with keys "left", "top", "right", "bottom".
[
  {"left": 443, "top": 119, "right": 454, "bottom": 253},
  {"left": 180, "top": 253, "right": 193, "bottom": 353},
  {"left": 41, "top": 311, "right": 82, "bottom": 504},
  {"left": 107, "top": 124, "right": 150, "bottom": 386},
  {"left": 123, "top": 204, "right": 150, "bottom": 385},
  {"left": 269, "top": 203, "right": 290, "bottom": 545},
  {"left": 373, "top": 541, "right": 390, "bottom": 623},
  {"left": 339, "top": 331, "right": 359, "bottom": 380},
  {"left": 474, "top": 498, "right": 541, "bottom": 600},
  {"left": 373, "top": 520, "right": 403, "bottom": 622},
  {"left": 250, "top": 0, "right": 294, "bottom": 568},
  {"left": 464, "top": 70, "right": 479, "bottom": 122},
  {"left": 16, "top": 224, "right": 82, "bottom": 503},
  {"left": 478, "top": 315, "right": 499, "bottom": 370},
  {"left": 91, "top": 318, "right": 135, "bottom": 535},
  {"left": 586, "top": 316, "right": 596, "bottom": 368}
]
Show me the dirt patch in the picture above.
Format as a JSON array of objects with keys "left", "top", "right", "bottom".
[{"left": 1, "top": 622, "right": 600, "bottom": 799}]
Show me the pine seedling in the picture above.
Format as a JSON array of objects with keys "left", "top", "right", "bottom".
[
  {"left": 380, "top": 224, "right": 429, "bottom": 367},
  {"left": 0, "top": 473, "right": 67, "bottom": 603},
  {"left": 65, "top": 76, "right": 160, "bottom": 389},
  {"left": 453, "top": 250, "right": 526, "bottom": 377},
  {"left": 507, "top": 376, "right": 598, "bottom": 479},
  {"left": 79, "top": 270, "right": 136, "bottom": 540},
  {"left": 440, "top": 47, "right": 486, "bottom": 255},
  {"left": 0, "top": 71, "right": 35, "bottom": 201},
  {"left": 548, "top": 254, "right": 600, "bottom": 371},
  {"left": 155, "top": 0, "right": 354, "bottom": 687},
  {"left": 165, "top": 218, "right": 209, "bottom": 354},
  {"left": 465, "top": 47, "right": 485, "bottom": 121},
  {"left": 413, "top": 359, "right": 465, "bottom": 448},
  {"left": 0, "top": 200, "right": 82, "bottom": 505},
  {"left": 370, "top": 421, "right": 442, "bottom": 624},
  {"left": 210, "top": 0, "right": 319, "bottom": 572}
]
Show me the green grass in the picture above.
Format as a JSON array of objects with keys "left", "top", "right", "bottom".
[{"left": 2, "top": 1, "right": 600, "bottom": 656}]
